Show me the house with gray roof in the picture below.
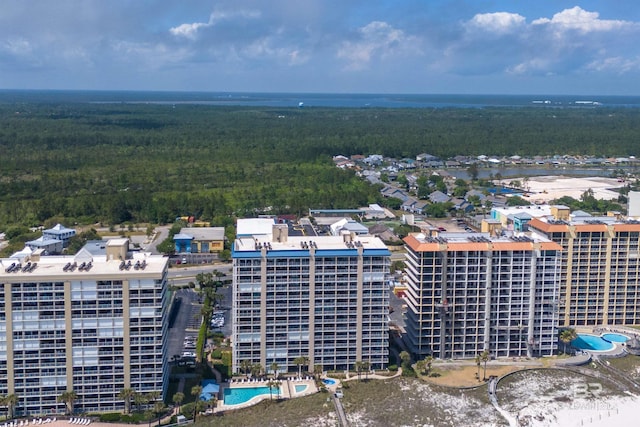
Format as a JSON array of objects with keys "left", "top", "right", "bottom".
[
  {"left": 428, "top": 190, "right": 451, "bottom": 204},
  {"left": 43, "top": 223, "right": 76, "bottom": 247},
  {"left": 25, "top": 236, "right": 63, "bottom": 254}
]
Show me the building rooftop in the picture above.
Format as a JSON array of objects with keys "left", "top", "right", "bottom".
[
  {"left": 236, "top": 218, "right": 275, "bottom": 237},
  {"left": 492, "top": 205, "right": 555, "bottom": 218},
  {"left": 529, "top": 215, "right": 640, "bottom": 233},
  {"left": 0, "top": 243, "right": 168, "bottom": 280},
  {"left": 177, "top": 227, "right": 225, "bottom": 241},
  {"left": 43, "top": 223, "right": 75, "bottom": 235},
  {"left": 404, "top": 231, "right": 561, "bottom": 252},
  {"left": 234, "top": 234, "right": 389, "bottom": 254},
  {"left": 25, "top": 236, "right": 62, "bottom": 246}
]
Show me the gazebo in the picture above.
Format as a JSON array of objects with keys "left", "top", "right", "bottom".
[{"left": 200, "top": 380, "right": 220, "bottom": 401}]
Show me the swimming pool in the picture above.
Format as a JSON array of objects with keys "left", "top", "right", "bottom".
[
  {"left": 223, "top": 386, "right": 280, "bottom": 405},
  {"left": 602, "top": 333, "right": 629, "bottom": 343},
  {"left": 294, "top": 384, "right": 308, "bottom": 393},
  {"left": 571, "top": 334, "right": 614, "bottom": 351},
  {"left": 322, "top": 378, "right": 337, "bottom": 386}
]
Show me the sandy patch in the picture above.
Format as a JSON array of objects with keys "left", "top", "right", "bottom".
[
  {"left": 519, "top": 176, "right": 625, "bottom": 203},
  {"left": 423, "top": 364, "right": 523, "bottom": 387}
]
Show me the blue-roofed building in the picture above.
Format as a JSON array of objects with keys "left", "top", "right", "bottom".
[
  {"left": 173, "top": 233, "right": 194, "bottom": 253},
  {"left": 232, "top": 218, "right": 390, "bottom": 376},
  {"left": 42, "top": 223, "right": 76, "bottom": 247}
]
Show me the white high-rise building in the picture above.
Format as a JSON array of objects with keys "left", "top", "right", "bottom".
[
  {"left": 0, "top": 239, "right": 169, "bottom": 416},
  {"left": 403, "top": 231, "right": 561, "bottom": 360},
  {"left": 232, "top": 219, "right": 390, "bottom": 374}
]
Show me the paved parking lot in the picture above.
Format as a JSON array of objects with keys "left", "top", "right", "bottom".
[
  {"left": 166, "top": 284, "right": 234, "bottom": 363},
  {"left": 167, "top": 288, "right": 199, "bottom": 361}
]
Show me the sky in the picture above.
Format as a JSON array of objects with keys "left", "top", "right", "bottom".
[{"left": 1, "top": 1, "right": 640, "bottom": 95}]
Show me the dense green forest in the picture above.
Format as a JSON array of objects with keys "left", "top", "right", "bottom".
[{"left": 1, "top": 102, "right": 639, "bottom": 228}]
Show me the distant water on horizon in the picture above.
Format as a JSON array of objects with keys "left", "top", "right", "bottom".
[{"left": 1, "top": 90, "right": 640, "bottom": 109}]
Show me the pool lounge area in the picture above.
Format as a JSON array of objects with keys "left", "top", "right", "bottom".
[
  {"left": 216, "top": 377, "right": 318, "bottom": 412},
  {"left": 570, "top": 330, "right": 631, "bottom": 355}
]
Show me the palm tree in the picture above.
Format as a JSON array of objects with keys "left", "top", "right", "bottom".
[
  {"left": 354, "top": 361, "right": 363, "bottom": 381},
  {"left": 133, "top": 392, "right": 148, "bottom": 413},
  {"left": 415, "top": 359, "right": 426, "bottom": 375},
  {"left": 480, "top": 350, "right": 490, "bottom": 381},
  {"left": 2, "top": 394, "right": 18, "bottom": 420},
  {"left": 240, "top": 360, "right": 252, "bottom": 376},
  {"left": 362, "top": 361, "right": 371, "bottom": 381},
  {"left": 270, "top": 361, "right": 279, "bottom": 379},
  {"left": 251, "top": 363, "right": 263, "bottom": 379},
  {"left": 559, "top": 328, "right": 577, "bottom": 355},
  {"left": 207, "top": 396, "right": 217, "bottom": 412},
  {"left": 153, "top": 401, "right": 165, "bottom": 426},
  {"left": 191, "top": 385, "right": 202, "bottom": 422},
  {"left": 265, "top": 380, "right": 276, "bottom": 401},
  {"left": 293, "top": 357, "right": 307, "bottom": 378},
  {"left": 57, "top": 390, "right": 78, "bottom": 415},
  {"left": 313, "top": 364, "right": 323, "bottom": 381},
  {"left": 172, "top": 392, "right": 185, "bottom": 412},
  {"left": 118, "top": 388, "right": 136, "bottom": 414},
  {"left": 273, "top": 380, "right": 282, "bottom": 400}
]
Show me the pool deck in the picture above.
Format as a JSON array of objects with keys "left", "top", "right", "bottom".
[
  {"left": 572, "top": 327, "right": 636, "bottom": 358},
  {"left": 214, "top": 377, "right": 318, "bottom": 413}
]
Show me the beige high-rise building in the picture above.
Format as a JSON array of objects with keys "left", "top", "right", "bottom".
[
  {"left": 529, "top": 214, "right": 640, "bottom": 327},
  {"left": 232, "top": 219, "right": 390, "bottom": 375},
  {"left": 0, "top": 239, "right": 169, "bottom": 416},
  {"left": 403, "top": 232, "right": 562, "bottom": 359}
]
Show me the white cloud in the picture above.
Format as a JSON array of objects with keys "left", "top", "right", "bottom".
[
  {"left": 586, "top": 56, "right": 640, "bottom": 73},
  {"left": 170, "top": 22, "right": 209, "bottom": 40},
  {"left": 169, "top": 9, "right": 261, "bottom": 40},
  {"left": 3, "top": 37, "right": 32, "bottom": 54},
  {"left": 337, "top": 21, "right": 420, "bottom": 71},
  {"left": 532, "top": 6, "right": 632, "bottom": 32},
  {"left": 467, "top": 12, "right": 525, "bottom": 34}
]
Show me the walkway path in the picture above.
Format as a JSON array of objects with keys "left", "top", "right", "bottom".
[
  {"left": 331, "top": 394, "right": 348, "bottom": 427},
  {"left": 487, "top": 376, "right": 518, "bottom": 427}
]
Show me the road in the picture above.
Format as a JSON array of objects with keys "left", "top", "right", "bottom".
[{"left": 143, "top": 225, "right": 170, "bottom": 254}]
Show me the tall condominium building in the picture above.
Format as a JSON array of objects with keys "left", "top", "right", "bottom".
[
  {"left": 232, "top": 219, "right": 390, "bottom": 375},
  {"left": 528, "top": 207, "right": 640, "bottom": 327},
  {"left": 0, "top": 239, "right": 169, "bottom": 416},
  {"left": 403, "top": 231, "right": 561, "bottom": 359}
]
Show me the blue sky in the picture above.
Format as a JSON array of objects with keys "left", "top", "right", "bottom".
[{"left": 1, "top": 1, "right": 639, "bottom": 94}]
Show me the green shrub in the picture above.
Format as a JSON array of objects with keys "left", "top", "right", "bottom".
[
  {"left": 388, "top": 364, "right": 398, "bottom": 371},
  {"left": 211, "top": 349, "right": 222, "bottom": 359},
  {"left": 181, "top": 402, "right": 195, "bottom": 419},
  {"left": 99, "top": 413, "right": 122, "bottom": 422}
]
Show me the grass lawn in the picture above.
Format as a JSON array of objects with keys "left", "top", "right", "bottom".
[
  {"left": 197, "top": 391, "right": 335, "bottom": 427},
  {"left": 339, "top": 377, "right": 502, "bottom": 427},
  {"left": 607, "top": 354, "right": 640, "bottom": 379}
]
